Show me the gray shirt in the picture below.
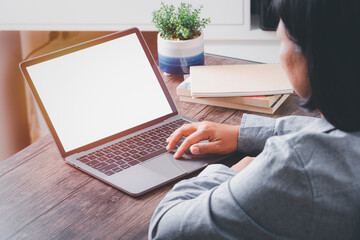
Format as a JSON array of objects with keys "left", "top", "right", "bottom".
[{"left": 148, "top": 114, "right": 360, "bottom": 240}]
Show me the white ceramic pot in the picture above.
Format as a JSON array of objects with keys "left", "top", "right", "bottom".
[{"left": 157, "top": 33, "right": 204, "bottom": 75}]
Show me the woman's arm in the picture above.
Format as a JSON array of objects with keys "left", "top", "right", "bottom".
[
  {"left": 167, "top": 113, "right": 321, "bottom": 158},
  {"left": 149, "top": 135, "right": 313, "bottom": 240},
  {"left": 238, "top": 113, "right": 321, "bottom": 155}
]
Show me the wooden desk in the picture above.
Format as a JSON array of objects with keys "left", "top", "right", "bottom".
[{"left": 0, "top": 39, "right": 319, "bottom": 239}]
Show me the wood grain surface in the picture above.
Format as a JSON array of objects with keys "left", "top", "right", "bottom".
[{"left": 0, "top": 32, "right": 319, "bottom": 240}]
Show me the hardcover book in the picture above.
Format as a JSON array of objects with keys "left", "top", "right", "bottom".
[
  {"left": 177, "top": 77, "right": 282, "bottom": 108},
  {"left": 179, "top": 94, "right": 289, "bottom": 114},
  {"left": 190, "top": 64, "right": 293, "bottom": 97}
]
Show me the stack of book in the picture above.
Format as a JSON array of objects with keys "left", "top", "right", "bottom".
[{"left": 177, "top": 64, "right": 293, "bottom": 114}]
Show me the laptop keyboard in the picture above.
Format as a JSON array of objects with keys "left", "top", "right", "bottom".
[{"left": 76, "top": 119, "right": 188, "bottom": 176}]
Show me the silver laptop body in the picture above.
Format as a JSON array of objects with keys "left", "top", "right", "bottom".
[{"left": 20, "top": 28, "right": 229, "bottom": 196}]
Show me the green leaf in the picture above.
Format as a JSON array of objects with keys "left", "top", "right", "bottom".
[{"left": 152, "top": 2, "right": 211, "bottom": 40}]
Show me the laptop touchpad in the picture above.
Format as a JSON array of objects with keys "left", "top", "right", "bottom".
[{"left": 141, "top": 153, "right": 186, "bottom": 178}]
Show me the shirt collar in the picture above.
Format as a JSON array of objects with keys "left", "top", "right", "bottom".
[{"left": 304, "top": 117, "right": 336, "bottom": 133}]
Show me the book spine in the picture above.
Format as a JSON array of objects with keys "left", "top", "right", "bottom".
[
  {"left": 179, "top": 94, "right": 290, "bottom": 115},
  {"left": 179, "top": 96, "right": 274, "bottom": 114},
  {"left": 176, "top": 87, "right": 277, "bottom": 108}
]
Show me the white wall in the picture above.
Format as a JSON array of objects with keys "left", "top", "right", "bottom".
[
  {"left": 0, "top": 0, "right": 280, "bottom": 63},
  {"left": 205, "top": 40, "right": 280, "bottom": 63},
  {"left": 0, "top": 0, "right": 245, "bottom": 30}
]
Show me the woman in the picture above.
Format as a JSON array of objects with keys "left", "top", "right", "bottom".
[{"left": 149, "top": 0, "right": 360, "bottom": 239}]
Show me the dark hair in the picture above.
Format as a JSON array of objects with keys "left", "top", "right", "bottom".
[{"left": 273, "top": 0, "right": 360, "bottom": 132}]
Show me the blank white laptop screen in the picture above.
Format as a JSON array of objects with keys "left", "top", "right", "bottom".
[{"left": 26, "top": 33, "right": 173, "bottom": 152}]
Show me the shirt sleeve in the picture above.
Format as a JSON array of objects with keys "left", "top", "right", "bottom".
[
  {"left": 148, "top": 164, "right": 237, "bottom": 240},
  {"left": 238, "top": 113, "right": 321, "bottom": 155},
  {"left": 148, "top": 135, "right": 314, "bottom": 240}
]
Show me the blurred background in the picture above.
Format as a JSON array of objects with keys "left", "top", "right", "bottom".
[{"left": 0, "top": 0, "right": 280, "bottom": 161}]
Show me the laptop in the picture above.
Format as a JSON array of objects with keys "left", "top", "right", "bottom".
[{"left": 19, "top": 28, "right": 230, "bottom": 196}]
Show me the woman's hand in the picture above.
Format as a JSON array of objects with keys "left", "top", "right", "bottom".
[
  {"left": 166, "top": 121, "right": 240, "bottom": 158},
  {"left": 231, "top": 156, "right": 255, "bottom": 172}
]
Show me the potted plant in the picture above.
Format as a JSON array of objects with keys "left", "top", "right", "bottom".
[{"left": 152, "top": 2, "right": 211, "bottom": 75}]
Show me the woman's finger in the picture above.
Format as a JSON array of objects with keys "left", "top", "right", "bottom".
[
  {"left": 174, "top": 130, "right": 207, "bottom": 158},
  {"left": 166, "top": 123, "right": 198, "bottom": 150},
  {"left": 190, "top": 141, "right": 220, "bottom": 155}
]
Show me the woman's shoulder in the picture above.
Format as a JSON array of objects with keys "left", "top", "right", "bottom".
[
  {"left": 283, "top": 125, "right": 360, "bottom": 162},
  {"left": 273, "top": 125, "right": 360, "bottom": 198},
  {"left": 277, "top": 117, "right": 359, "bottom": 156}
]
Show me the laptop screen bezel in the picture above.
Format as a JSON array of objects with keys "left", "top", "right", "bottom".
[{"left": 19, "top": 28, "right": 178, "bottom": 158}]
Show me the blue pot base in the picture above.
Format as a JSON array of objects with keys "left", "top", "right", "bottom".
[{"left": 158, "top": 52, "right": 204, "bottom": 75}]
